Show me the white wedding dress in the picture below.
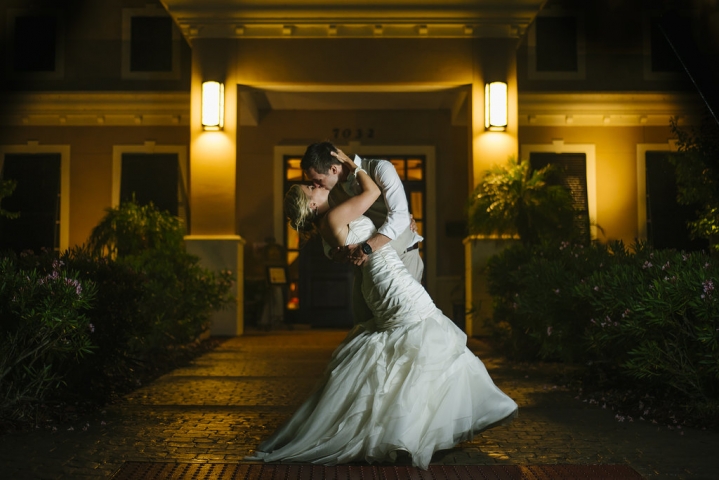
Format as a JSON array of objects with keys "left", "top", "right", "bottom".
[{"left": 247, "top": 216, "right": 518, "bottom": 469}]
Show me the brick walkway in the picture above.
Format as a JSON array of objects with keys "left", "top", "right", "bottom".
[{"left": 1, "top": 328, "right": 717, "bottom": 479}]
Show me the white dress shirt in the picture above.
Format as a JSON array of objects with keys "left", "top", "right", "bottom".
[{"left": 345, "top": 155, "right": 423, "bottom": 245}]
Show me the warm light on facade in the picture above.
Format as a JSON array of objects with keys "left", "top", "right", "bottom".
[
  {"left": 485, "top": 81, "right": 508, "bottom": 131},
  {"left": 202, "top": 81, "right": 224, "bottom": 130}
]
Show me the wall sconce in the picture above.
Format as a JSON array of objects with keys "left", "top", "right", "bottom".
[
  {"left": 202, "top": 81, "right": 224, "bottom": 130},
  {"left": 485, "top": 81, "right": 508, "bottom": 131}
]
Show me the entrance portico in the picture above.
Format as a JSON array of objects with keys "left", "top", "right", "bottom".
[{"left": 166, "top": 0, "right": 537, "bottom": 335}]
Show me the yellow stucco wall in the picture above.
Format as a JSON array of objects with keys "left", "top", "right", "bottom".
[
  {"left": 519, "top": 124, "right": 675, "bottom": 244},
  {"left": 0, "top": 126, "right": 189, "bottom": 247}
]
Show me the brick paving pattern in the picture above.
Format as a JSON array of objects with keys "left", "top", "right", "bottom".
[{"left": 1, "top": 328, "right": 717, "bottom": 479}]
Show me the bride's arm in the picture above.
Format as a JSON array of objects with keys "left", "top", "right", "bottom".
[{"left": 324, "top": 168, "right": 380, "bottom": 244}]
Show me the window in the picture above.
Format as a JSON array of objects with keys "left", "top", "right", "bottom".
[
  {"left": 130, "top": 17, "right": 173, "bottom": 72},
  {"left": 7, "top": 10, "right": 64, "bottom": 79},
  {"left": 645, "top": 151, "right": 706, "bottom": 251},
  {"left": 643, "top": 15, "right": 685, "bottom": 80},
  {"left": 528, "top": 12, "right": 585, "bottom": 80},
  {"left": 120, "top": 154, "right": 181, "bottom": 217},
  {"left": 649, "top": 18, "right": 683, "bottom": 73},
  {"left": 112, "top": 145, "right": 189, "bottom": 227},
  {"left": 369, "top": 155, "right": 426, "bottom": 261},
  {"left": 0, "top": 154, "right": 61, "bottom": 253},
  {"left": 122, "top": 8, "right": 180, "bottom": 80},
  {"left": 530, "top": 153, "right": 590, "bottom": 242}
]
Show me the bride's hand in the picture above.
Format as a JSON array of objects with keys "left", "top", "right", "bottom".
[{"left": 330, "top": 148, "right": 354, "bottom": 168}]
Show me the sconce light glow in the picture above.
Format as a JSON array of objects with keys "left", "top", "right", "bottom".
[
  {"left": 202, "top": 81, "right": 224, "bottom": 130},
  {"left": 485, "top": 81, "right": 508, "bottom": 131}
]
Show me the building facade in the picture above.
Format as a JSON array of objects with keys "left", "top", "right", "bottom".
[{"left": 1, "top": 0, "right": 714, "bottom": 335}]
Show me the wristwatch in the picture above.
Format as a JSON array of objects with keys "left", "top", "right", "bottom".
[{"left": 360, "top": 242, "right": 373, "bottom": 255}]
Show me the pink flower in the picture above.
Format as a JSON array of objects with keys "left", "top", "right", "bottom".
[{"left": 547, "top": 326, "right": 553, "bottom": 336}]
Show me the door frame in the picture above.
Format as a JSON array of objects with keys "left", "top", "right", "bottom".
[{"left": 274, "top": 143, "right": 437, "bottom": 297}]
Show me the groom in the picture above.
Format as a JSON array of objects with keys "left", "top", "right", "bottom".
[{"left": 301, "top": 141, "right": 424, "bottom": 323}]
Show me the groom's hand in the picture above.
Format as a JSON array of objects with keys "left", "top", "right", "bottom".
[
  {"left": 329, "top": 245, "right": 350, "bottom": 263},
  {"left": 345, "top": 243, "right": 368, "bottom": 266},
  {"left": 409, "top": 214, "right": 417, "bottom": 234}
]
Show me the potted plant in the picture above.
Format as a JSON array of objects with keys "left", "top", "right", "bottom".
[
  {"left": 467, "top": 156, "right": 577, "bottom": 246},
  {"left": 463, "top": 156, "right": 577, "bottom": 336}
]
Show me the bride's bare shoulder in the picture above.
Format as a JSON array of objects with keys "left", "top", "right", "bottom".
[{"left": 318, "top": 215, "right": 348, "bottom": 248}]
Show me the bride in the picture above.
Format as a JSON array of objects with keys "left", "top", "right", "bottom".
[{"left": 246, "top": 152, "right": 518, "bottom": 469}]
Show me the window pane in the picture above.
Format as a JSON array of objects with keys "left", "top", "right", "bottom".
[
  {"left": 0, "top": 154, "right": 61, "bottom": 253},
  {"left": 390, "top": 159, "right": 406, "bottom": 180},
  {"left": 131, "top": 16, "right": 173, "bottom": 72},
  {"left": 406, "top": 159, "right": 423, "bottom": 180},
  {"left": 286, "top": 221, "right": 299, "bottom": 249},
  {"left": 121, "top": 154, "right": 179, "bottom": 216},
  {"left": 650, "top": 18, "right": 683, "bottom": 73},
  {"left": 410, "top": 191, "right": 423, "bottom": 220},
  {"left": 14, "top": 15, "right": 56, "bottom": 72},
  {"left": 287, "top": 251, "right": 299, "bottom": 269},
  {"left": 286, "top": 158, "right": 304, "bottom": 181}
]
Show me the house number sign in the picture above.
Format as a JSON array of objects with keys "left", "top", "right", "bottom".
[{"left": 332, "top": 128, "right": 375, "bottom": 140}]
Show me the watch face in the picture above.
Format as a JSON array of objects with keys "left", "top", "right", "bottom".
[{"left": 362, "top": 242, "right": 372, "bottom": 254}]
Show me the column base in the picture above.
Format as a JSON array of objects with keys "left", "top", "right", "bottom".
[{"left": 185, "top": 235, "right": 246, "bottom": 336}]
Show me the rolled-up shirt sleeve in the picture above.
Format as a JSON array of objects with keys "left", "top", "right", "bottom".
[{"left": 372, "top": 160, "right": 410, "bottom": 240}]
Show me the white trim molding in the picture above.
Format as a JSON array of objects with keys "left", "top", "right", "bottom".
[
  {"left": 112, "top": 142, "right": 189, "bottom": 225},
  {"left": 520, "top": 139, "right": 598, "bottom": 239},
  {"left": 0, "top": 142, "right": 71, "bottom": 251},
  {"left": 636, "top": 140, "right": 679, "bottom": 240},
  {"left": 519, "top": 92, "right": 705, "bottom": 127},
  {"left": 160, "top": 0, "right": 544, "bottom": 40},
  {"left": 273, "top": 143, "right": 438, "bottom": 297},
  {"left": 0, "top": 92, "right": 190, "bottom": 126}
]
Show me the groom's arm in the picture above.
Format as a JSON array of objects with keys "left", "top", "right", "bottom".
[{"left": 346, "top": 160, "right": 409, "bottom": 265}]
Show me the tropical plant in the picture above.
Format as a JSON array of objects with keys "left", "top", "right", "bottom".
[
  {"left": 467, "top": 156, "right": 578, "bottom": 245},
  {"left": 87, "top": 199, "right": 184, "bottom": 258},
  {"left": 669, "top": 115, "right": 719, "bottom": 253}
]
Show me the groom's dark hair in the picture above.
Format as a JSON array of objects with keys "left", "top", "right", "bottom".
[{"left": 301, "top": 141, "right": 340, "bottom": 174}]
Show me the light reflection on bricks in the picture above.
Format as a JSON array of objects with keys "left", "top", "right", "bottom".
[{"left": 0, "top": 329, "right": 716, "bottom": 480}]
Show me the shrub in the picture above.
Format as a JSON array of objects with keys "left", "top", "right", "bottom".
[
  {"left": 487, "top": 239, "right": 719, "bottom": 414},
  {"left": 87, "top": 200, "right": 235, "bottom": 352},
  {"left": 669, "top": 115, "right": 719, "bottom": 253},
  {"left": 467, "top": 156, "right": 578, "bottom": 245},
  {"left": 0, "top": 255, "right": 95, "bottom": 421},
  {"left": 487, "top": 240, "right": 619, "bottom": 361},
  {"left": 576, "top": 246, "right": 719, "bottom": 402}
]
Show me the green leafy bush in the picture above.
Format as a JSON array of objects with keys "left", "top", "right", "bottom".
[
  {"left": 87, "top": 200, "right": 235, "bottom": 352},
  {"left": 487, "top": 240, "right": 619, "bottom": 361},
  {"left": 577, "top": 245, "right": 719, "bottom": 402},
  {"left": 467, "top": 156, "right": 578, "bottom": 245},
  {"left": 0, "top": 255, "right": 95, "bottom": 421},
  {"left": 669, "top": 115, "right": 719, "bottom": 253},
  {"left": 487, "top": 239, "right": 719, "bottom": 415}
]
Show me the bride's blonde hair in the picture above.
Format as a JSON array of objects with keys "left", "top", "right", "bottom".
[{"left": 284, "top": 184, "right": 317, "bottom": 233}]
